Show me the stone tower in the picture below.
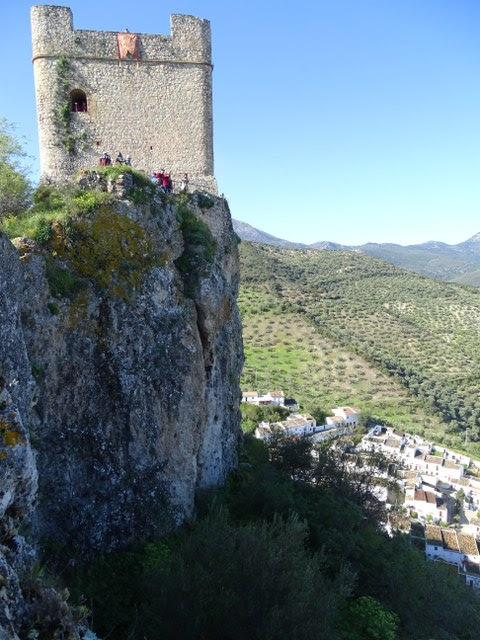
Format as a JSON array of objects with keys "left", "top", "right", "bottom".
[{"left": 31, "top": 5, "right": 217, "bottom": 192}]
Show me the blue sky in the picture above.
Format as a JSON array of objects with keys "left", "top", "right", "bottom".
[{"left": 2, "top": 0, "right": 480, "bottom": 245}]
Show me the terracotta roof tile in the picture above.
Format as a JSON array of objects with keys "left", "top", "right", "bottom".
[
  {"left": 457, "top": 533, "right": 479, "bottom": 556},
  {"left": 443, "top": 460, "right": 461, "bottom": 470},
  {"left": 441, "top": 530, "right": 459, "bottom": 552},
  {"left": 426, "top": 525, "right": 442, "bottom": 544}
]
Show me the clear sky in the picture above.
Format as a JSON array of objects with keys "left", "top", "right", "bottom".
[{"left": 2, "top": 0, "right": 480, "bottom": 246}]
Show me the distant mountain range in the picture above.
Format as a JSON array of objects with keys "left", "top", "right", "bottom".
[{"left": 232, "top": 219, "right": 480, "bottom": 285}]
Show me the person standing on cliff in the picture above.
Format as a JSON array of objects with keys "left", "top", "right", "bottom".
[{"left": 180, "top": 173, "right": 189, "bottom": 193}]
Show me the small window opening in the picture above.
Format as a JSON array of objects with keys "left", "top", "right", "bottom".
[
  {"left": 70, "top": 89, "right": 87, "bottom": 113},
  {"left": 150, "top": 145, "right": 153, "bottom": 150}
]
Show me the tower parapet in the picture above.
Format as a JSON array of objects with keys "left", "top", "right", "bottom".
[{"left": 31, "top": 5, "right": 216, "bottom": 192}]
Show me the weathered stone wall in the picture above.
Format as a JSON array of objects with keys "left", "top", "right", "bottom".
[{"left": 31, "top": 6, "right": 216, "bottom": 191}]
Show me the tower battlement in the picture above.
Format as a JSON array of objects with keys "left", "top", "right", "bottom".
[{"left": 31, "top": 5, "right": 216, "bottom": 191}]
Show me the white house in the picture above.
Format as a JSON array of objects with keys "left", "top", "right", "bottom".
[
  {"left": 241, "top": 390, "right": 285, "bottom": 407},
  {"left": 268, "top": 391, "right": 285, "bottom": 406},
  {"left": 255, "top": 413, "right": 316, "bottom": 440},
  {"left": 459, "top": 562, "right": 480, "bottom": 589},
  {"left": 410, "top": 453, "right": 464, "bottom": 482},
  {"left": 310, "top": 424, "right": 354, "bottom": 443},
  {"left": 425, "top": 525, "right": 480, "bottom": 566},
  {"left": 331, "top": 406, "right": 361, "bottom": 425},
  {"left": 406, "top": 489, "right": 450, "bottom": 523}
]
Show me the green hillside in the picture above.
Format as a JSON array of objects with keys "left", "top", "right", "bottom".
[
  {"left": 359, "top": 243, "right": 480, "bottom": 283},
  {"left": 239, "top": 242, "right": 480, "bottom": 455}
]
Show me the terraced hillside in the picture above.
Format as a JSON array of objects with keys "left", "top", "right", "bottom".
[{"left": 239, "top": 242, "right": 480, "bottom": 455}]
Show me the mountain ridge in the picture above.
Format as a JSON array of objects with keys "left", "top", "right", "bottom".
[{"left": 233, "top": 219, "right": 480, "bottom": 284}]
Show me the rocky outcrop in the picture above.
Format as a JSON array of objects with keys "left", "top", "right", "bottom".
[
  {"left": 0, "top": 235, "right": 97, "bottom": 639},
  {"left": 0, "top": 174, "right": 242, "bottom": 635}
]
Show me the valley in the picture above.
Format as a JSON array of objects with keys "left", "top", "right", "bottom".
[{"left": 239, "top": 242, "right": 480, "bottom": 456}]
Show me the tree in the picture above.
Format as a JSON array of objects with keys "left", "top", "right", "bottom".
[
  {"left": 341, "top": 596, "right": 398, "bottom": 640},
  {"left": 0, "top": 118, "right": 32, "bottom": 219},
  {"left": 311, "top": 406, "right": 328, "bottom": 425}
]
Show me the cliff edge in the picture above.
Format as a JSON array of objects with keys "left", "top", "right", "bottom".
[{"left": 0, "top": 170, "right": 243, "bottom": 635}]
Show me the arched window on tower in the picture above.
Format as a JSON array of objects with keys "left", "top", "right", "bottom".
[{"left": 70, "top": 89, "right": 87, "bottom": 113}]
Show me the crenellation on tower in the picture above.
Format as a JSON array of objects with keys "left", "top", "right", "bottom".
[{"left": 31, "top": 5, "right": 217, "bottom": 192}]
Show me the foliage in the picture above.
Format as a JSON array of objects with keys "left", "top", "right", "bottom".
[
  {"left": 64, "top": 435, "right": 480, "bottom": 640},
  {"left": 240, "top": 402, "right": 290, "bottom": 433},
  {"left": 45, "top": 260, "right": 85, "bottom": 300},
  {"left": 31, "top": 362, "right": 44, "bottom": 382},
  {"left": 196, "top": 192, "right": 215, "bottom": 209},
  {"left": 95, "top": 164, "right": 155, "bottom": 204},
  {"left": 3, "top": 184, "right": 111, "bottom": 241},
  {"left": 311, "top": 406, "right": 328, "bottom": 424},
  {"left": 0, "top": 117, "right": 32, "bottom": 219},
  {"left": 70, "top": 540, "right": 172, "bottom": 638},
  {"left": 238, "top": 285, "right": 443, "bottom": 438},
  {"left": 4, "top": 181, "right": 159, "bottom": 300},
  {"left": 47, "top": 301, "right": 60, "bottom": 315},
  {"left": 340, "top": 596, "right": 399, "bottom": 640},
  {"left": 18, "top": 561, "right": 90, "bottom": 640},
  {"left": 56, "top": 206, "right": 160, "bottom": 300},
  {"left": 239, "top": 241, "right": 480, "bottom": 454}
]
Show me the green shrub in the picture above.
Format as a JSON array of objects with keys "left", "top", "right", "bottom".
[
  {"left": 69, "top": 190, "right": 114, "bottom": 217},
  {"left": 33, "top": 185, "right": 65, "bottom": 210},
  {"left": 47, "top": 302, "right": 60, "bottom": 316},
  {"left": 340, "top": 596, "right": 399, "bottom": 640},
  {"left": 196, "top": 193, "right": 214, "bottom": 209},
  {"left": 34, "top": 218, "right": 54, "bottom": 245},
  {"left": 45, "top": 260, "right": 84, "bottom": 300}
]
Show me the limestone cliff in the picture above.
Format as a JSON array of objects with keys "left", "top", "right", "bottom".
[{"left": 0, "top": 171, "right": 243, "bottom": 635}]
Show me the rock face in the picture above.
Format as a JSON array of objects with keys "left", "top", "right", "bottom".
[
  {"left": 0, "top": 174, "right": 242, "bottom": 634},
  {"left": 0, "top": 233, "right": 38, "bottom": 637}
]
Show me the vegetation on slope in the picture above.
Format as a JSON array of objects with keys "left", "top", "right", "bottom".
[
  {"left": 359, "top": 242, "right": 480, "bottom": 283},
  {"left": 240, "top": 287, "right": 447, "bottom": 435},
  {"left": 66, "top": 436, "right": 480, "bottom": 640},
  {"left": 1, "top": 175, "right": 164, "bottom": 301},
  {"left": 240, "top": 242, "right": 480, "bottom": 455}
]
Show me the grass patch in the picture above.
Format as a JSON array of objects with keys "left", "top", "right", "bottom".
[{"left": 2, "top": 185, "right": 113, "bottom": 241}]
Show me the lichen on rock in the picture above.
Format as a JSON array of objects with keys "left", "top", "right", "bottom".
[{"left": 1, "top": 171, "right": 243, "bottom": 565}]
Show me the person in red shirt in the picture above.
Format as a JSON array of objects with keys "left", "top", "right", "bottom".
[{"left": 161, "top": 170, "right": 171, "bottom": 194}]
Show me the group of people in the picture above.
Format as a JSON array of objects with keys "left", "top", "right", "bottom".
[
  {"left": 152, "top": 170, "right": 173, "bottom": 193},
  {"left": 152, "top": 171, "right": 189, "bottom": 194},
  {"left": 98, "top": 151, "right": 132, "bottom": 167},
  {"left": 96, "top": 153, "right": 189, "bottom": 195}
]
